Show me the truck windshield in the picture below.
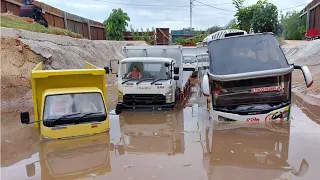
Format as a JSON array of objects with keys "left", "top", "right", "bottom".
[
  {"left": 121, "top": 62, "right": 170, "bottom": 80},
  {"left": 211, "top": 74, "right": 291, "bottom": 113},
  {"left": 43, "top": 92, "right": 106, "bottom": 126},
  {"left": 208, "top": 34, "right": 289, "bottom": 75}
]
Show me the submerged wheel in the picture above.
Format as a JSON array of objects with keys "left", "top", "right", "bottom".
[
  {"left": 175, "top": 89, "right": 180, "bottom": 105},
  {"left": 115, "top": 104, "right": 122, "bottom": 114}
]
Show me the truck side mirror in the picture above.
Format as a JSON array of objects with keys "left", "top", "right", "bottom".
[
  {"left": 104, "top": 66, "right": 110, "bottom": 74},
  {"left": 174, "top": 67, "right": 179, "bottom": 74},
  {"left": 294, "top": 65, "right": 313, "bottom": 88},
  {"left": 202, "top": 74, "right": 210, "bottom": 97},
  {"left": 26, "top": 163, "right": 35, "bottom": 177},
  {"left": 174, "top": 76, "right": 179, "bottom": 80},
  {"left": 20, "top": 111, "right": 30, "bottom": 124},
  {"left": 164, "top": 62, "right": 170, "bottom": 67}
]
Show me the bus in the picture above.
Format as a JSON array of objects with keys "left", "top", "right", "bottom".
[{"left": 201, "top": 32, "right": 313, "bottom": 123}]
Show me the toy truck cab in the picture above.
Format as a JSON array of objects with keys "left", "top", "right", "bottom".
[{"left": 20, "top": 62, "right": 113, "bottom": 140}]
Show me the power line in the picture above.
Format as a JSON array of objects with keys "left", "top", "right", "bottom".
[
  {"left": 91, "top": 0, "right": 189, "bottom": 8},
  {"left": 193, "top": 0, "right": 237, "bottom": 12},
  {"left": 278, "top": 3, "right": 308, "bottom": 11}
]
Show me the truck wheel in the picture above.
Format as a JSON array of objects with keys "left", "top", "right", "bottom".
[
  {"left": 115, "top": 104, "right": 122, "bottom": 114},
  {"left": 175, "top": 89, "right": 180, "bottom": 105}
]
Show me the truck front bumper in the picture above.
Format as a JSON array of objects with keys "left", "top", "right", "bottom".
[
  {"left": 118, "top": 103, "right": 175, "bottom": 110},
  {"left": 118, "top": 94, "right": 175, "bottom": 110}
]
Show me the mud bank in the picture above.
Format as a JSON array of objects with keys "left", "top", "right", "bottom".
[
  {"left": 282, "top": 40, "right": 320, "bottom": 106},
  {"left": 1, "top": 27, "right": 146, "bottom": 112}
]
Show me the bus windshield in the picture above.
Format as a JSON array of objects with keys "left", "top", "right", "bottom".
[
  {"left": 208, "top": 34, "right": 289, "bottom": 75},
  {"left": 211, "top": 74, "right": 291, "bottom": 113}
]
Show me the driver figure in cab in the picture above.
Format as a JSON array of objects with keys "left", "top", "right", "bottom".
[{"left": 126, "top": 66, "right": 142, "bottom": 79}]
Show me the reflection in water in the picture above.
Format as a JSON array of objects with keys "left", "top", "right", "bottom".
[
  {"left": 118, "top": 110, "right": 185, "bottom": 155},
  {"left": 203, "top": 119, "right": 309, "bottom": 180},
  {"left": 25, "top": 133, "right": 111, "bottom": 179}
]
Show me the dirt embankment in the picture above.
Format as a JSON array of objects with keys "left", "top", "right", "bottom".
[
  {"left": 0, "top": 27, "right": 146, "bottom": 166},
  {"left": 1, "top": 27, "right": 146, "bottom": 112},
  {"left": 282, "top": 40, "right": 320, "bottom": 106}
]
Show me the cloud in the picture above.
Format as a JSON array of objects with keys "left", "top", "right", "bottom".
[{"left": 37, "top": 0, "right": 309, "bottom": 30}]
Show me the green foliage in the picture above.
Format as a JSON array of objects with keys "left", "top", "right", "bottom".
[
  {"left": 251, "top": 2, "right": 278, "bottom": 33},
  {"left": 225, "top": 19, "right": 238, "bottom": 29},
  {"left": 104, "top": 8, "right": 130, "bottom": 40},
  {"left": 175, "top": 31, "right": 210, "bottom": 45},
  {"left": 130, "top": 27, "right": 156, "bottom": 44},
  {"left": 233, "top": 0, "right": 278, "bottom": 33},
  {"left": 280, "top": 11, "right": 306, "bottom": 40},
  {"left": 207, "top": 25, "right": 223, "bottom": 34}
]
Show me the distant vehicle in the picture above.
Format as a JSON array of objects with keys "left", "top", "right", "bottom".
[
  {"left": 182, "top": 46, "right": 198, "bottom": 77},
  {"left": 20, "top": 62, "right": 114, "bottom": 140},
  {"left": 305, "top": 28, "right": 319, "bottom": 40},
  {"left": 19, "top": 0, "right": 48, "bottom": 27},
  {"left": 114, "top": 45, "right": 193, "bottom": 112},
  {"left": 201, "top": 32, "right": 313, "bottom": 123}
]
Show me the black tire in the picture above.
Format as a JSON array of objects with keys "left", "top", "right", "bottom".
[
  {"left": 174, "top": 89, "right": 180, "bottom": 105},
  {"left": 37, "top": 16, "right": 48, "bottom": 27},
  {"left": 115, "top": 104, "right": 122, "bottom": 114}
]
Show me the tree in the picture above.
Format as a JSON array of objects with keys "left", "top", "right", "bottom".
[
  {"left": 233, "top": 0, "right": 255, "bottom": 32},
  {"left": 251, "top": 1, "right": 278, "bottom": 33},
  {"left": 225, "top": 19, "right": 239, "bottom": 29},
  {"left": 207, "top": 25, "right": 223, "bottom": 34},
  {"left": 280, "top": 11, "right": 306, "bottom": 40},
  {"left": 103, "top": 8, "right": 130, "bottom": 40},
  {"left": 129, "top": 27, "right": 156, "bottom": 44}
]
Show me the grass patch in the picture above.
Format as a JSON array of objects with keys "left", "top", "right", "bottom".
[{"left": 1, "top": 13, "right": 83, "bottom": 39}]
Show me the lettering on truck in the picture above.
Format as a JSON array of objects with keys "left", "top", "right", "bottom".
[
  {"left": 251, "top": 86, "right": 282, "bottom": 93},
  {"left": 246, "top": 117, "right": 259, "bottom": 125}
]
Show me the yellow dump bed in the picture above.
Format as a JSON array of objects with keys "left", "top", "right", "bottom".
[{"left": 31, "top": 62, "right": 107, "bottom": 127}]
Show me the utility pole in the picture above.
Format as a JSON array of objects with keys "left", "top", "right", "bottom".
[{"left": 190, "top": 0, "right": 194, "bottom": 30}]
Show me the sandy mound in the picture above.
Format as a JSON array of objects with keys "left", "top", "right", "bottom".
[
  {"left": 1, "top": 27, "right": 146, "bottom": 112},
  {"left": 282, "top": 39, "right": 320, "bottom": 106}
]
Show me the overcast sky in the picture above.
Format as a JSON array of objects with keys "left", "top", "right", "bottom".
[{"left": 38, "top": 0, "right": 310, "bottom": 30}]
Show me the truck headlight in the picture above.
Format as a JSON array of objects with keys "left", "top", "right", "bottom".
[
  {"left": 118, "top": 90, "right": 123, "bottom": 102},
  {"left": 165, "top": 91, "right": 173, "bottom": 103}
]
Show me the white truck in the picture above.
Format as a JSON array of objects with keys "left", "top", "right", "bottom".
[
  {"left": 182, "top": 46, "right": 198, "bottom": 77},
  {"left": 115, "top": 45, "right": 193, "bottom": 113}
]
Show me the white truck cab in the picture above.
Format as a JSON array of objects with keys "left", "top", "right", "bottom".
[{"left": 115, "top": 45, "right": 193, "bottom": 113}]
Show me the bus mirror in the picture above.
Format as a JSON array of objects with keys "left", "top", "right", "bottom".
[
  {"left": 174, "top": 67, "right": 179, "bottom": 74},
  {"left": 294, "top": 65, "right": 313, "bottom": 88},
  {"left": 164, "top": 62, "right": 170, "bottom": 67},
  {"left": 202, "top": 74, "right": 210, "bottom": 97},
  {"left": 104, "top": 66, "right": 110, "bottom": 74},
  {"left": 20, "top": 111, "right": 30, "bottom": 124},
  {"left": 26, "top": 163, "right": 35, "bottom": 177}
]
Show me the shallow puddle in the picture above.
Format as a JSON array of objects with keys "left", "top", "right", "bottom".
[{"left": 1, "top": 90, "right": 320, "bottom": 180}]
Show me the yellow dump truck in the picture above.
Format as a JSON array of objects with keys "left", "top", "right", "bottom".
[{"left": 20, "top": 62, "right": 116, "bottom": 140}]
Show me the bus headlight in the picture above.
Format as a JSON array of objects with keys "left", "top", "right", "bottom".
[
  {"left": 166, "top": 91, "right": 173, "bottom": 103},
  {"left": 118, "top": 90, "right": 123, "bottom": 102}
]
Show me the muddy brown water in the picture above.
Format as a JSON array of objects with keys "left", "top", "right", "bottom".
[{"left": 1, "top": 87, "right": 320, "bottom": 180}]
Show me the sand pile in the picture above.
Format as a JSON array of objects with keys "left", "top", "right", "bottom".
[
  {"left": 282, "top": 40, "right": 320, "bottom": 106},
  {"left": 1, "top": 27, "right": 146, "bottom": 112}
]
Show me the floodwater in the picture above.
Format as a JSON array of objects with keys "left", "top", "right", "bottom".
[{"left": 1, "top": 87, "right": 320, "bottom": 180}]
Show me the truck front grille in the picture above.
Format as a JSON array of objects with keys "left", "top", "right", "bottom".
[{"left": 123, "top": 94, "right": 166, "bottom": 105}]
